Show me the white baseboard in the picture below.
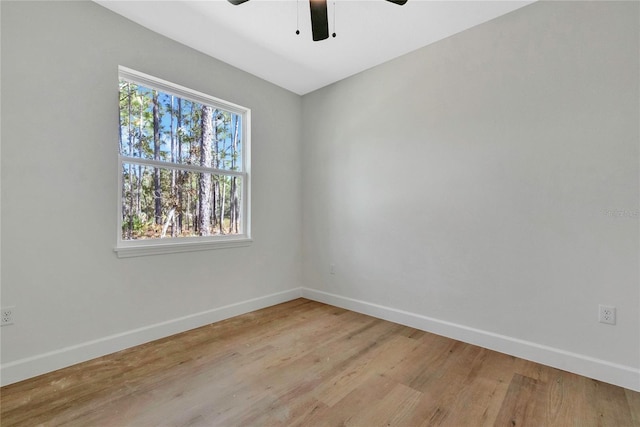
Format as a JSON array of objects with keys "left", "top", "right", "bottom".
[
  {"left": 301, "top": 287, "right": 640, "bottom": 392},
  {"left": 0, "top": 288, "right": 303, "bottom": 387},
  {"left": 4, "top": 287, "right": 638, "bottom": 392}
]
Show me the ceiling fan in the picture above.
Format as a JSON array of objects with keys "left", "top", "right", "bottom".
[{"left": 228, "top": 0, "right": 408, "bottom": 41}]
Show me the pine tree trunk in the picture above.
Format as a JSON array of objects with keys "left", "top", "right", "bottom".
[
  {"left": 153, "top": 91, "right": 162, "bottom": 225},
  {"left": 177, "top": 98, "right": 183, "bottom": 235},
  {"left": 219, "top": 179, "right": 226, "bottom": 234},
  {"left": 169, "top": 96, "right": 176, "bottom": 237},
  {"left": 137, "top": 101, "right": 143, "bottom": 220},
  {"left": 127, "top": 85, "right": 134, "bottom": 238},
  {"left": 213, "top": 111, "right": 219, "bottom": 229},
  {"left": 191, "top": 104, "right": 199, "bottom": 234},
  {"left": 231, "top": 116, "right": 240, "bottom": 233},
  {"left": 198, "top": 106, "right": 213, "bottom": 236},
  {"left": 211, "top": 179, "right": 220, "bottom": 232},
  {"left": 161, "top": 207, "right": 176, "bottom": 238}
]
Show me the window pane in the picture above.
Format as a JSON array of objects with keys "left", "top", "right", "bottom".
[
  {"left": 119, "top": 80, "right": 243, "bottom": 172},
  {"left": 121, "top": 163, "right": 243, "bottom": 240}
]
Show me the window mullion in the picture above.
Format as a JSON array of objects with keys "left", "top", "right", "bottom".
[{"left": 120, "top": 156, "right": 245, "bottom": 177}]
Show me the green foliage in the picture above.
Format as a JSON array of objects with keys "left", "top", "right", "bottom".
[{"left": 121, "top": 214, "right": 147, "bottom": 233}]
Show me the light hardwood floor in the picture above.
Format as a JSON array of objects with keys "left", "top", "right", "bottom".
[{"left": 1, "top": 298, "right": 639, "bottom": 426}]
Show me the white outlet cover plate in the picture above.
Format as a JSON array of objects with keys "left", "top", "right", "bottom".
[
  {"left": 599, "top": 304, "right": 616, "bottom": 325},
  {"left": 1, "top": 306, "right": 15, "bottom": 326}
]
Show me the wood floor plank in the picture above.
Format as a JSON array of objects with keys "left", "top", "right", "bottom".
[
  {"left": 1, "top": 298, "right": 638, "bottom": 427},
  {"left": 539, "top": 370, "right": 577, "bottom": 426},
  {"left": 293, "top": 371, "right": 398, "bottom": 426},
  {"left": 313, "top": 334, "right": 419, "bottom": 407},
  {"left": 493, "top": 373, "right": 543, "bottom": 426},
  {"left": 345, "top": 382, "right": 423, "bottom": 426},
  {"left": 188, "top": 314, "right": 399, "bottom": 425},
  {"left": 627, "top": 388, "right": 640, "bottom": 425},
  {"left": 428, "top": 349, "right": 514, "bottom": 426},
  {"left": 581, "top": 376, "right": 635, "bottom": 426}
]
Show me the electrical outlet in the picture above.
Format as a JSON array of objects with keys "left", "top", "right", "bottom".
[
  {"left": 599, "top": 305, "right": 616, "bottom": 325},
  {"left": 1, "top": 306, "right": 15, "bottom": 326},
  {"left": 330, "top": 264, "right": 335, "bottom": 275}
]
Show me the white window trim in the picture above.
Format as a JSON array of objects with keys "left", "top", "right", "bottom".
[{"left": 114, "top": 66, "right": 251, "bottom": 258}]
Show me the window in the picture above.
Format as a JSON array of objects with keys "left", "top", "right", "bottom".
[{"left": 115, "top": 67, "right": 251, "bottom": 258}]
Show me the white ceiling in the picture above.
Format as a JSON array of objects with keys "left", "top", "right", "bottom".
[{"left": 95, "top": 0, "right": 534, "bottom": 95}]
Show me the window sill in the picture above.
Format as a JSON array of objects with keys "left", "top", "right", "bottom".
[{"left": 114, "top": 237, "right": 252, "bottom": 258}]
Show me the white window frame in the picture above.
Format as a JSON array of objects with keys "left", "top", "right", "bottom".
[{"left": 114, "top": 66, "right": 251, "bottom": 258}]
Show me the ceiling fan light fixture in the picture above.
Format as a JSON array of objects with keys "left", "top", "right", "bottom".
[
  {"left": 227, "top": 0, "right": 407, "bottom": 42},
  {"left": 309, "top": 0, "right": 329, "bottom": 41}
]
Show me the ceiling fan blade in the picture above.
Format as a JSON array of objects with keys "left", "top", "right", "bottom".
[
  {"left": 310, "top": 0, "right": 329, "bottom": 41},
  {"left": 385, "top": 0, "right": 408, "bottom": 4},
  {"left": 227, "top": 0, "right": 250, "bottom": 5}
]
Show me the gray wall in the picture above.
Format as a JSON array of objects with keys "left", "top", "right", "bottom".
[
  {"left": 302, "top": 0, "right": 639, "bottom": 376},
  {"left": 1, "top": 1, "right": 302, "bottom": 379}
]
